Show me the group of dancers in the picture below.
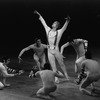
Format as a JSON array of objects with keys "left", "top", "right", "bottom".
[{"left": 0, "top": 10, "right": 100, "bottom": 99}]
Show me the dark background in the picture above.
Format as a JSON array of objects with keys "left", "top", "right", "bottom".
[{"left": 0, "top": 0, "right": 100, "bottom": 57}]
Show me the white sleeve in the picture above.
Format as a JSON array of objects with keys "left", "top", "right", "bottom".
[{"left": 39, "top": 16, "right": 51, "bottom": 35}]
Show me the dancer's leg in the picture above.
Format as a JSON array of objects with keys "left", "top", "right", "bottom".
[
  {"left": 48, "top": 51, "right": 59, "bottom": 83},
  {"left": 55, "top": 52, "right": 69, "bottom": 80},
  {"left": 40, "top": 54, "right": 46, "bottom": 70},
  {"left": 34, "top": 54, "right": 41, "bottom": 71}
]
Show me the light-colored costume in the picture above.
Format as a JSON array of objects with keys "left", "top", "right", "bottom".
[{"left": 38, "top": 15, "right": 70, "bottom": 80}]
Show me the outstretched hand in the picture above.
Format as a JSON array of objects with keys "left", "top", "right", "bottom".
[
  {"left": 34, "top": 10, "right": 41, "bottom": 16},
  {"left": 18, "top": 57, "right": 22, "bottom": 63},
  {"left": 14, "top": 70, "right": 24, "bottom": 76},
  {"left": 18, "top": 70, "right": 25, "bottom": 75},
  {"left": 62, "top": 55, "right": 66, "bottom": 58},
  {"left": 65, "top": 16, "right": 71, "bottom": 21}
]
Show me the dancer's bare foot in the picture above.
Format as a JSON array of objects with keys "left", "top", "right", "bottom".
[
  {"left": 37, "top": 93, "right": 53, "bottom": 100},
  {"left": 4, "top": 83, "right": 11, "bottom": 87},
  {"left": 55, "top": 77, "right": 60, "bottom": 84},
  {"left": 66, "top": 76, "right": 70, "bottom": 81}
]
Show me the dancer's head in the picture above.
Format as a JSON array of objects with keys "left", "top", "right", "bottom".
[
  {"left": 52, "top": 21, "right": 60, "bottom": 30},
  {"left": 35, "top": 38, "right": 41, "bottom": 46},
  {"left": 1, "top": 56, "right": 10, "bottom": 64}
]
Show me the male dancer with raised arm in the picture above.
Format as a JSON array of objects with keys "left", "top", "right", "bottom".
[{"left": 34, "top": 10, "right": 70, "bottom": 82}]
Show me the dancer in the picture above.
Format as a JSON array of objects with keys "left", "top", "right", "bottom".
[
  {"left": 34, "top": 10, "right": 70, "bottom": 82},
  {"left": 18, "top": 38, "right": 47, "bottom": 71},
  {"left": 60, "top": 38, "right": 88, "bottom": 78},
  {"left": 79, "top": 51, "right": 100, "bottom": 96},
  {"left": 35, "top": 63, "right": 65, "bottom": 99},
  {"left": 0, "top": 56, "right": 23, "bottom": 89}
]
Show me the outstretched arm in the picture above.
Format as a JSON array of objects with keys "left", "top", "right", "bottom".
[
  {"left": 2, "top": 67, "right": 24, "bottom": 86},
  {"left": 59, "top": 16, "right": 70, "bottom": 38},
  {"left": 0, "top": 64, "right": 14, "bottom": 77},
  {"left": 77, "top": 39, "right": 88, "bottom": 43},
  {"left": 60, "top": 42, "right": 70, "bottom": 55},
  {"left": 2, "top": 70, "right": 24, "bottom": 77},
  {"left": 2, "top": 70, "right": 14, "bottom": 77},
  {"left": 42, "top": 44, "right": 48, "bottom": 48},
  {"left": 61, "top": 16, "right": 70, "bottom": 32},
  {"left": 34, "top": 10, "right": 50, "bottom": 35},
  {"left": 18, "top": 45, "right": 34, "bottom": 63}
]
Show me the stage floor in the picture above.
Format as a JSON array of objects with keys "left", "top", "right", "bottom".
[
  {"left": 0, "top": 74, "right": 100, "bottom": 100},
  {"left": 0, "top": 49, "right": 100, "bottom": 100}
]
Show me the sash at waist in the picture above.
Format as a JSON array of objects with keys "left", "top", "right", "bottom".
[{"left": 48, "top": 45, "right": 56, "bottom": 50}]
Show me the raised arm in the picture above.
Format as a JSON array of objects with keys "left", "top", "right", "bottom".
[
  {"left": 58, "top": 16, "right": 70, "bottom": 38},
  {"left": 18, "top": 47, "right": 29, "bottom": 58},
  {"left": 78, "top": 39, "right": 88, "bottom": 43},
  {"left": 34, "top": 10, "right": 50, "bottom": 34},
  {"left": 60, "top": 42, "right": 70, "bottom": 55}
]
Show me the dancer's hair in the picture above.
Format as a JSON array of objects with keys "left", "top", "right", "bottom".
[
  {"left": 34, "top": 38, "right": 41, "bottom": 43},
  {"left": 1, "top": 56, "right": 10, "bottom": 63}
]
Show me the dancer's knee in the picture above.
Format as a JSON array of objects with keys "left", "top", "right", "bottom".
[
  {"left": 36, "top": 87, "right": 45, "bottom": 95},
  {"left": 58, "top": 61, "right": 65, "bottom": 68},
  {"left": 75, "top": 63, "right": 80, "bottom": 74},
  {"left": 80, "top": 78, "right": 91, "bottom": 89},
  {"left": 44, "top": 85, "right": 57, "bottom": 94}
]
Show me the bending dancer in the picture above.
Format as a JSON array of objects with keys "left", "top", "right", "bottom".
[
  {"left": 0, "top": 56, "right": 23, "bottom": 89},
  {"left": 34, "top": 10, "right": 70, "bottom": 82},
  {"left": 35, "top": 63, "right": 65, "bottom": 99},
  {"left": 60, "top": 38, "right": 88, "bottom": 78},
  {"left": 79, "top": 51, "right": 100, "bottom": 96},
  {"left": 18, "top": 38, "right": 47, "bottom": 71}
]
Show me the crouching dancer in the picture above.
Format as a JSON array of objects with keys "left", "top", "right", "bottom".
[
  {"left": 79, "top": 51, "right": 100, "bottom": 96},
  {"left": 0, "top": 56, "right": 24, "bottom": 89},
  {"left": 35, "top": 63, "right": 65, "bottom": 99}
]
